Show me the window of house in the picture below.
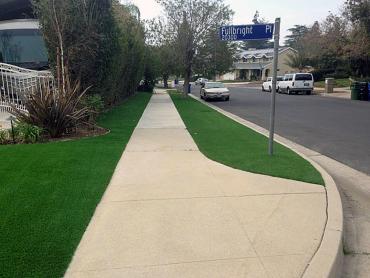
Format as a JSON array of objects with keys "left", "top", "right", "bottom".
[{"left": 0, "top": 29, "right": 48, "bottom": 67}]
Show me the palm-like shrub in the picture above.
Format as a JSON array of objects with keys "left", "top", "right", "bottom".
[{"left": 11, "top": 80, "right": 89, "bottom": 138}]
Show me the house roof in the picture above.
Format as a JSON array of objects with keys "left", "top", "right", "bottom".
[
  {"left": 234, "top": 62, "right": 271, "bottom": 70},
  {"left": 239, "top": 47, "right": 296, "bottom": 59}
]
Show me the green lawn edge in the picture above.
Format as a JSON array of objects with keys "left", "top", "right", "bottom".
[
  {"left": 0, "top": 92, "right": 151, "bottom": 277},
  {"left": 170, "top": 91, "right": 324, "bottom": 186}
]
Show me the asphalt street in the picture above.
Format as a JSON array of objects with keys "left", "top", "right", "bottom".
[{"left": 191, "top": 85, "right": 370, "bottom": 175}]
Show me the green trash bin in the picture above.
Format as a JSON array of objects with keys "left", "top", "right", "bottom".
[{"left": 351, "top": 82, "right": 361, "bottom": 100}]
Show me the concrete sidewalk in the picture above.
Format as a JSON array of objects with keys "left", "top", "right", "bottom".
[
  {"left": 315, "top": 87, "right": 351, "bottom": 99},
  {"left": 65, "top": 90, "right": 327, "bottom": 278}
]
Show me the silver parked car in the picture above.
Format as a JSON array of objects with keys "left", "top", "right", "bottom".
[{"left": 200, "top": 82, "right": 230, "bottom": 101}]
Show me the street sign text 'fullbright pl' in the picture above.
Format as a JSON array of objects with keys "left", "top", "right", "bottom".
[{"left": 220, "top": 24, "right": 274, "bottom": 41}]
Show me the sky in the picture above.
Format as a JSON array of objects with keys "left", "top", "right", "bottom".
[{"left": 125, "top": 0, "right": 345, "bottom": 40}]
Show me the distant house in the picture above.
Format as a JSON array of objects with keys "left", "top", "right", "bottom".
[
  {"left": 218, "top": 47, "right": 298, "bottom": 81},
  {"left": 0, "top": 0, "right": 48, "bottom": 70}
]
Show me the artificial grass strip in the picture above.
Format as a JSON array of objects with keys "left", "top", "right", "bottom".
[
  {"left": 170, "top": 92, "right": 324, "bottom": 185},
  {"left": 0, "top": 92, "right": 151, "bottom": 277}
]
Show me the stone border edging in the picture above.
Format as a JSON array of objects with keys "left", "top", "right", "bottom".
[{"left": 188, "top": 93, "right": 344, "bottom": 278}]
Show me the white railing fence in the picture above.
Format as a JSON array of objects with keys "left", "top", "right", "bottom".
[{"left": 0, "top": 63, "right": 54, "bottom": 113}]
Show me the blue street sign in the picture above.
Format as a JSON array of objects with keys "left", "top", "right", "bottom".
[{"left": 219, "top": 24, "right": 274, "bottom": 41}]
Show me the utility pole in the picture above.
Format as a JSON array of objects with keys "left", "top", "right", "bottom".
[{"left": 268, "top": 18, "right": 281, "bottom": 156}]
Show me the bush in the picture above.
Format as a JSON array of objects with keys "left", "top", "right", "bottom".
[
  {"left": 0, "top": 129, "right": 9, "bottom": 144},
  {"left": 14, "top": 122, "right": 43, "bottom": 144},
  {"left": 310, "top": 69, "right": 335, "bottom": 81},
  {"left": 81, "top": 94, "right": 105, "bottom": 123},
  {"left": 137, "top": 81, "right": 154, "bottom": 93},
  {"left": 326, "top": 73, "right": 349, "bottom": 79},
  {"left": 353, "top": 77, "right": 370, "bottom": 82},
  {"left": 34, "top": 1, "right": 146, "bottom": 106},
  {"left": 0, "top": 123, "right": 42, "bottom": 144},
  {"left": 83, "top": 95, "right": 104, "bottom": 112}
]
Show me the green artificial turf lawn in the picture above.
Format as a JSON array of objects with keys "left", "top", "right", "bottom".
[
  {"left": 170, "top": 92, "right": 324, "bottom": 185},
  {"left": 0, "top": 92, "right": 151, "bottom": 277}
]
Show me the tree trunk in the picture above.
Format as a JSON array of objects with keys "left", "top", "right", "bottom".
[
  {"left": 183, "top": 65, "right": 191, "bottom": 95},
  {"left": 163, "top": 74, "right": 169, "bottom": 88},
  {"left": 52, "top": 0, "right": 66, "bottom": 94}
]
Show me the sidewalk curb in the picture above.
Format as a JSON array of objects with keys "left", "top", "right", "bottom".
[{"left": 189, "top": 93, "right": 344, "bottom": 278}]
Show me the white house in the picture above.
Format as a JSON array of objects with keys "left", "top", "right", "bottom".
[{"left": 218, "top": 47, "right": 298, "bottom": 81}]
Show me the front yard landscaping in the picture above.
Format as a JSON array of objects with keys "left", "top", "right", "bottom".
[
  {"left": 315, "top": 78, "right": 351, "bottom": 88},
  {"left": 170, "top": 91, "right": 324, "bottom": 185},
  {"left": 0, "top": 92, "right": 151, "bottom": 277}
]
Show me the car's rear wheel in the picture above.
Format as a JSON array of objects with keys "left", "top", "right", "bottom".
[
  {"left": 287, "top": 88, "right": 291, "bottom": 95},
  {"left": 269, "top": 86, "right": 272, "bottom": 92},
  {"left": 306, "top": 90, "right": 312, "bottom": 95},
  {"left": 224, "top": 96, "right": 230, "bottom": 101}
]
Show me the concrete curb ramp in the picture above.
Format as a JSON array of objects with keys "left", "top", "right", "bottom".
[
  {"left": 65, "top": 91, "right": 331, "bottom": 277},
  {"left": 189, "top": 94, "right": 344, "bottom": 278}
]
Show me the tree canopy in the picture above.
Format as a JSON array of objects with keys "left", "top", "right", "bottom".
[
  {"left": 150, "top": 0, "right": 235, "bottom": 93},
  {"left": 284, "top": 1, "right": 370, "bottom": 79},
  {"left": 33, "top": 0, "right": 147, "bottom": 104},
  {"left": 241, "top": 11, "right": 274, "bottom": 50}
]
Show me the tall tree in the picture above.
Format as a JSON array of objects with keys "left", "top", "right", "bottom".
[
  {"left": 34, "top": 0, "right": 147, "bottom": 103},
  {"left": 107, "top": 0, "right": 146, "bottom": 101},
  {"left": 158, "top": 44, "right": 178, "bottom": 87},
  {"left": 284, "top": 25, "right": 308, "bottom": 48},
  {"left": 241, "top": 11, "right": 274, "bottom": 50},
  {"left": 299, "top": 21, "right": 323, "bottom": 68},
  {"left": 345, "top": 0, "right": 370, "bottom": 76},
  {"left": 34, "top": 0, "right": 113, "bottom": 91},
  {"left": 193, "top": 27, "right": 237, "bottom": 79},
  {"left": 345, "top": 0, "right": 370, "bottom": 34},
  {"left": 156, "top": 0, "right": 234, "bottom": 94},
  {"left": 145, "top": 17, "right": 180, "bottom": 87},
  {"left": 285, "top": 52, "right": 307, "bottom": 71},
  {"left": 283, "top": 1, "right": 369, "bottom": 78}
]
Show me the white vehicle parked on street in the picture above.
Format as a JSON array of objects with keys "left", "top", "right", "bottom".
[
  {"left": 195, "top": 78, "right": 208, "bottom": 86},
  {"left": 278, "top": 73, "right": 314, "bottom": 95},
  {"left": 200, "top": 82, "right": 230, "bottom": 101},
  {"left": 262, "top": 76, "right": 284, "bottom": 92}
]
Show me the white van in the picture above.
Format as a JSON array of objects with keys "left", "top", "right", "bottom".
[
  {"left": 278, "top": 73, "right": 314, "bottom": 95},
  {"left": 262, "top": 76, "right": 284, "bottom": 92}
]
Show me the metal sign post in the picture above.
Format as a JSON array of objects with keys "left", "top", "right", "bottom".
[
  {"left": 219, "top": 19, "right": 280, "bottom": 155},
  {"left": 268, "top": 18, "right": 280, "bottom": 156}
]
